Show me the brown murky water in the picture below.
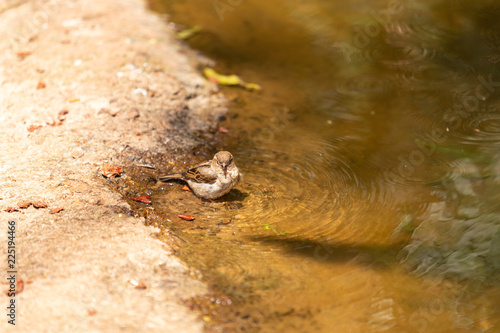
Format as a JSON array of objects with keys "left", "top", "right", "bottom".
[{"left": 149, "top": 0, "right": 500, "bottom": 332}]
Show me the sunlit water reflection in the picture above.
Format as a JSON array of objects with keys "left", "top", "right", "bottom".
[{"left": 149, "top": 0, "right": 500, "bottom": 331}]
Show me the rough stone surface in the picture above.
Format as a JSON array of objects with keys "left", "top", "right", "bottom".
[{"left": 0, "top": 0, "right": 227, "bottom": 331}]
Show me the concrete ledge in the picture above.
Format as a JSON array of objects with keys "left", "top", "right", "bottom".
[{"left": 0, "top": 0, "right": 227, "bottom": 331}]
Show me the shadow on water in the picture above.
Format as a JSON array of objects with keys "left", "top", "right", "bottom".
[
  {"left": 248, "top": 234, "right": 405, "bottom": 267},
  {"left": 147, "top": 0, "right": 500, "bottom": 331}
]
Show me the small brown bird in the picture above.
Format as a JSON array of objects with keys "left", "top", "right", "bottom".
[{"left": 159, "top": 151, "right": 241, "bottom": 200}]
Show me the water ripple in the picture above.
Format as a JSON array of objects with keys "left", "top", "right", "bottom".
[{"left": 225, "top": 135, "right": 400, "bottom": 246}]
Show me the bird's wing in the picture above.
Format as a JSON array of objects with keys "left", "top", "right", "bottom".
[
  {"left": 183, "top": 162, "right": 218, "bottom": 184},
  {"left": 158, "top": 173, "right": 183, "bottom": 182}
]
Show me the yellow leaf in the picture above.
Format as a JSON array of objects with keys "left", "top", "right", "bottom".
[
  {"left": 203, "top": 68, "right": 261, "bottom": 91},
  {"left": 244, "top": 83, "right": 262, "bottom": 91},
  {"left": 176, "top": 25, "right": 201, "bottom": 40},
  {"left": 203, "top": 68, "right": 242, "bottom": 85}
]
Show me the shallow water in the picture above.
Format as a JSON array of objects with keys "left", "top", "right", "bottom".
[{"left": 150, "top": 0, "right": 500, "bottom": 331}]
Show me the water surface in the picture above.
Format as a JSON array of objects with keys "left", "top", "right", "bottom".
[{"left": 149, "top": 0, "right": 500, "bottom": 331}]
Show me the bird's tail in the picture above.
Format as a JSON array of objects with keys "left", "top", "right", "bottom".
[{"left": 159, "top": 173, "right": 184, "bottom": 182}]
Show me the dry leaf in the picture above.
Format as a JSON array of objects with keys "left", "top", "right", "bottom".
[
  {"left": 18, "top": 200, "right": 32, "bottom": 209},
  {"left": 203, "top": 68, "right": 261, "bottom": 91},
  {"left": 17, "top": 51, "right": 33, "bottom": 60},
  {"left": 33, "top": 201, "right": 48, "bottom": 208},
  {"left": 36, "top": 81, "right": 46, "bottom": 89},
  {"left": 178, "top": 214, "right": 195, "bottom": 221},
  {"left": 102, "top": 164, "right": 122, "bottom": 178},
  {"left": 181, "top": 185, "right": 191, "bottom": 191},
  {"left": 176, "top": 25, "right": 201, "bottom": 40},
  {"left": 49, "top": 207, "right": 64, "bottom": 214},
  {"left": 132, "top": 194, "right": 151, "bottom": 204},
  {"left": 16, "top": 279, "right": 24, "bottom": 295},
  {"left": 4, "top": 207, "right": 19, "bottom": 213},
  {"left": 27, "top": 124, "right": 42, "bottom": 132},
  {"left": 135, "top": 281, "right": 147, "bottom": 290}
]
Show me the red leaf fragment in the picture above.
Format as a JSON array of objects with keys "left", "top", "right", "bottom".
[
  {"left": 50, "top": 207, "right": 64, "bottom": 214},
  {"left": 36, "top": 81, "right": 46, "bottom": 89},
  {"left": 181, "top": 185, "right": 191, "bottom": 191},
  {"left": 102, "top": 164, "right": 122, "bottom": 178},
  {"left": 178, "top": 214, "right": 195, "bottom": 221},
  {"left": 132, "top": 194, "right": 151, "bottom": 204},
  {"left": 18, "top": 200, "right": 32, "bottom": 209},
  {"left": 33, "top": 201, "right": 48, "bottom": 208}
]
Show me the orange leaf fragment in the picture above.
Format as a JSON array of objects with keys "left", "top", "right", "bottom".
[
  {"left": 36, "top": 81, "right": 46, "bottom": 89},
  {"left": 27, "top": 124, "right": 42, "bottom": 132},
  {"left": 18, "top": 200, "right": 32, "bottom": 209},
  {"left": 135, "top": 281, "right": 147, "bottom": 290},
  {"left": 102, "top": 164, "right": 122, "bottom": 178},
  {"left": 4, "top": 207, "right": 19, "bottom": 213},
  {"left": 181, "top": 185, "right": 191, "bottom": 191},
  {"left": 17, "top": 51, "right": 33, "bottom": 60},
  {"left": 33, "top": 201, "right": 48, "bottom": 208},
  {"left": 178, "top": 214, "right": 195, "bottom": 221},
  {"left": 132, "top": 194, "right": 151, "bottom": 204},
  {"left": 16, "top": 279, "right": 24, "bottom": 295},
  {"left": 50, "top": 207, "right": 64, "bottom": 214}
]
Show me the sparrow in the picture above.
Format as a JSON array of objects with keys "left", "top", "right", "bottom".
[{"left": 159, "top": 151, "right": 241, "bottom": 200}]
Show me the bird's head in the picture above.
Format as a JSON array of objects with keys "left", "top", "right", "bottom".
[{"left": 214, "top": 151, "right": 234, "bottom": 178}]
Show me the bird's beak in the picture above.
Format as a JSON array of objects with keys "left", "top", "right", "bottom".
[{"left": 223, "top": 165, "right": 228, "bottom": 178}]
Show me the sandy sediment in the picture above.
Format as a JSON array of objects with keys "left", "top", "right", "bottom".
[{"left": 0, "top": 0, "right": 227, "bottom": 331}]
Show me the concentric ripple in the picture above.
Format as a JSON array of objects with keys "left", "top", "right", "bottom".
[{"left": 217, "top": 133, "right": 404, "bottom": 247}]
